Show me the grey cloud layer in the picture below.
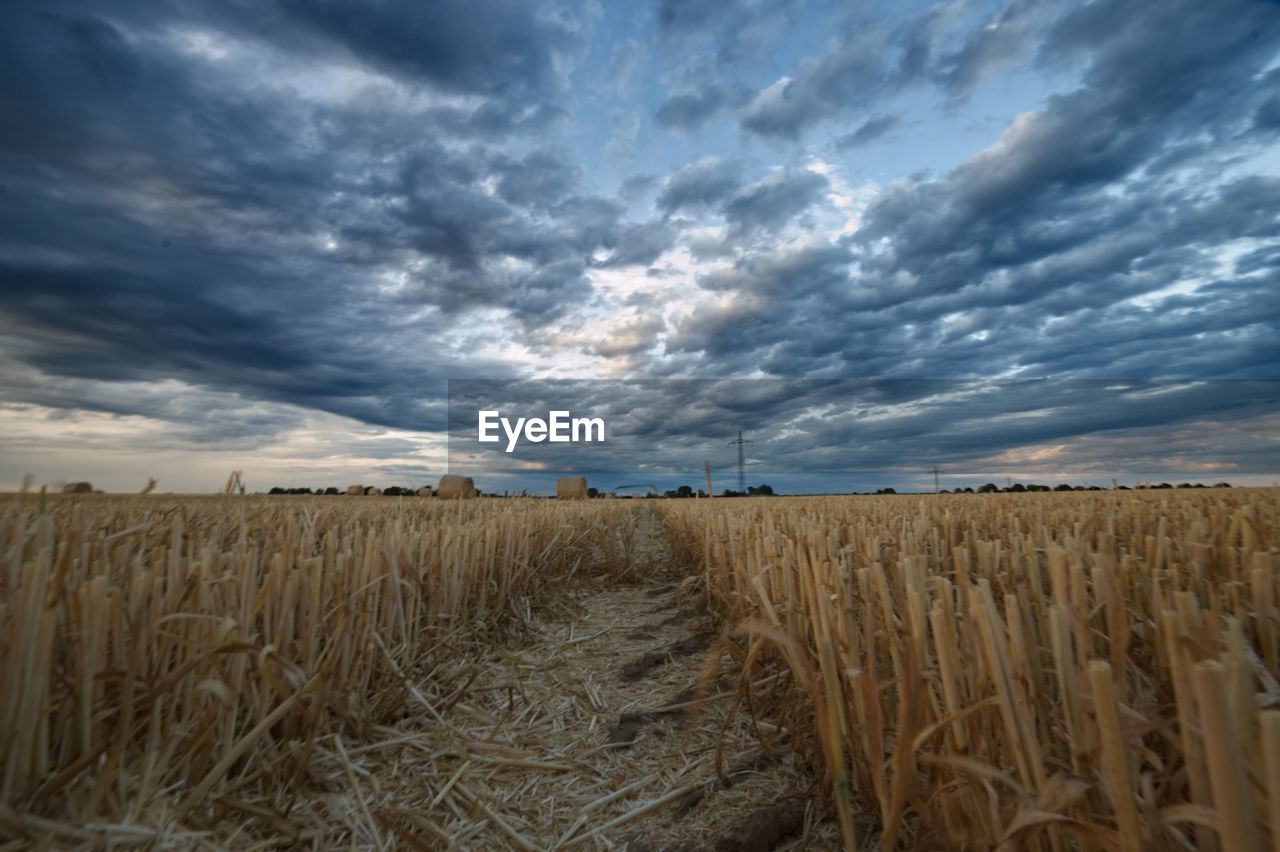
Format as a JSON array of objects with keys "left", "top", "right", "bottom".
[
  {"left": 663, "top": 0, "right": 1280, "bottom": 386},
  {"left": 0, "top": 1, "right": 666, "bottom": 434},
  {"left": 449, "top": 380, "right": 1280, "bottom": 476},
  {"left": 1, "top": 0, "right": 1277, "bottom": 483}
]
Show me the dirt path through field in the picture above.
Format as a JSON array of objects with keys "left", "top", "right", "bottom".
[{"left": 368, "top": 506, "right": 837, "bottom": 851}]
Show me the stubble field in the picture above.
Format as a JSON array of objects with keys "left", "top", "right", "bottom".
[{"left": 2, "top": 488, "right": 1277, "bottom": 850}]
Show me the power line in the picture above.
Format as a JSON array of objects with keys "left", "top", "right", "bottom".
[{"left": 728, "top": 430, "right": 753, "bottom": 494}]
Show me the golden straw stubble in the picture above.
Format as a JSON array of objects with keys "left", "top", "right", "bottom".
[{"left": 659, "top": 488, "right": 1279, "bottom": 851}]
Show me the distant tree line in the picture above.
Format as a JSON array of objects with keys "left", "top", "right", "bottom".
[
  {"left": 265, "top": 484, "right": 781, "bottom": 498},
  {"left": 266, "top": 479, "right": 1232, "bottom": 497},
  {"left": 266, "top": 486, "right": 450, "bottom": 496},
  {"left": 599, "top": 484, "right": 774, "bottom": 498},
  {"left": 857, "top": 481, "right": 1232, "bottom": 495},
  {"left": 716, "top": 484, "right": 773, "bottom": 497}
]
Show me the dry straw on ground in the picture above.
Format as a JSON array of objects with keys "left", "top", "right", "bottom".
[
  {"left": 659, "top": 488, "right": 1280, "bottom": 850},
  {"left": 1, "top": 493, "right": 645, "bottom": 847},
  {"left": 2, "top": 488, "right": 1278, "bottom": 850}
]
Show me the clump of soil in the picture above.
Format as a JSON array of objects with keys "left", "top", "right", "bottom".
[
  {"left": 620, "top": 632, "right": 715, "bottom": 681},
  {"left": 713, "top": 802, "right": 807, "bottom": 851}
]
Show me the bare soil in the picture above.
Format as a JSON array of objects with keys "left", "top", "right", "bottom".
[{"left": 365, "top": 506, "right": 841, "bottom": 850}]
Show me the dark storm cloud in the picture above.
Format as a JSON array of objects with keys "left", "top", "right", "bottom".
[
  {"left": 850, "top": 0, "right": 1280, "bottom": 318},
  {"left": 275, "top": 0, "right": 578, "bottom": 101},
  {"left": 836, "top": 114, "right": 899, "bottom": 149},
  {"left": 597, "top": 220, "right": 678, "bottom": 268},
  {"left": 931, "top": 0, "right": 1047, "bottom": 95},
  {"left": 664, "top": 241, "right": 854, "bottom": 364},
  {"left": 424, "top": 99, "right": 568, "bottom": 141},
  {"left": 493, "top": 149, "right": 583, "bottom": 209},
  {"left": 653, "top": 0, "right": 727, "bottom": 38},
  {"left": 656, "top": 157, "right": 742, "bottom": 214},
  {"left": 652, "top": 0, "right": 801, "bottom": 65},
  {"left": 655, "top": 88, "right": 723, "bottom": 133},
  {"left": 664, "top": 0, "right": 1280, "bottom": 390},
  {"left": 737, "top": 26, "right": 887, "bottom": 139},
  {"left": 721, "top": 169, "right": 828, "bottom": 233},
  {"left": 1235, "top": 243, "right": 1280, "bottom": 276},
  {"left": 0, "top": 359, "right": 320, "bottom": 449},
  {"left": 0, "top": 0, "right": 621, "bottom": 435},
  {"left": 6, "top": 1, "right": 575, "bottom": 144},
  {"left": 41, "top": 12, "right": 139, "bottom": 87},
  {"left": 619, "top": 173, "right": 659, "bottom": 202},
  {"left": 0, "top": 251, "right": 460, "bottom": 435},
  {"left": 737, "top": 0, "right": 1053, "bottom": 139},
  {"left": 1256, "top": 89, "right": 1280, "bottom": 130},
  {"left": 448, "top": 379, "right": 1280, "bottom": 477},
  {"left": 654, "top": 80, "right": 750, "bottom": 131},
  {"left": 693, "top": 243, "right": 852, "bottom": 297}
]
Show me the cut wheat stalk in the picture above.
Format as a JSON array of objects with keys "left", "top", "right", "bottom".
[{"left": 1193, "top": 660, "right": 1262, "bottom": 852}]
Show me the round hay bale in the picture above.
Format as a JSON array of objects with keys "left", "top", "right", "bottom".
[
  {"left": 416, "top": 487, "right": 433, "bottom": 497},
  {"left": 556, "top": 476, "right": 587, "bottom": 500},
  {"left": 437, "top": 474, "right": 475, "bottom": 499},
  {"left": 346, "top": 484, "right": 364, "bottom": 496},
  {"left": 62, "top": 482, "right": 94, "bottom": 494},
  {"left": 364, "top": 486, "right": 382, "bottom": 496}
]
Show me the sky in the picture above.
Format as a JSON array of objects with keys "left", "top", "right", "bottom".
[{"left": 1, "top": 0, "right": 1278, "bottom": 495}]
